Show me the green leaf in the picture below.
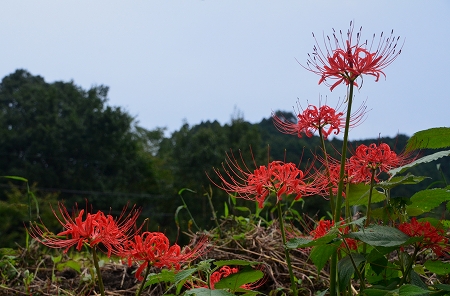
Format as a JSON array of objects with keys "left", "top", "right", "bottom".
[
  {"left": 214, "top": 267, "right": 263, "bottom": 292},
  {"left": 346, "top": 183, "right": 386, "bottom": 207},
  {"left": 363, "top": 288, "right": 390, "bottom": 296},
  {"left": 286, "top": 230, "right": 338, "bottom": 249},
  {"left": 174, "top": 268, "right": 197, "bottom": 284},
  {"left": 184, "top": 288, "right": 235, "bottom": 296},
  {"left": 424, "top": 260, "right": 450, "bottom": 275},
  {"left": 377, "top": 174, "right": 428, "bottom": 190},
  {"left": 397, "top": 284, "right": 430, "bottom": 295},
  {"left": 337, "top": 253, "right": 365, "bottom": 290},
  {"left": 144, "top": 269, "right": 176, "bottom": 288},
  {"left": 348, "top": 225, "right": 409, "bottom": 247},
  {"left": 214, "top": 260, "right": 260, "bottom": 267},
  {"left": 406, "top": 127, "right": 450, "bottom": 151},
  {"left": 1, "top": 175, "right": 29, "bottom": 182},
  {"left": 406, "top": 188, "right": 450, "bottom": 216},
  {"left": 389, "top": 150, "right": 450, "bottom": 177},
  {"left": 57, "top": 260, "right": 81, "bottom": 273},
  {"left": 310, "top": 244, "right": 337, "bottom": 272}
]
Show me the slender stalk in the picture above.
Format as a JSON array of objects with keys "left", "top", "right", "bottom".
[
  {"left": 364, "top": 170, "right": 376, "bottom": 227},
  {"left": 92, "top": 247, "right": 106, "bottom": 296},
  {"left": 330, "top": 83, "right": 355, "bottom": 296},
  {"left": 318, "top": 128, "right": 335, "bottom": 216},
  {"left": 136, "top": 264, "right": 152, "bottom": 296},
  {"left": 277, "top": 202, "right": 297, "bottom": 296}
]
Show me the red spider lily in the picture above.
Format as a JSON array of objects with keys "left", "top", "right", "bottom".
[
  {"left": 348, "top": 143, "right": 412, "bottom": 183},
  {"left": 398, "top": 218, "right": 448, "bottom": 256},
  {"left": 312, "top": 219, "right": 358, "bottom": 250},
  {"left": 303, "top": 21, "right": 403, "bottom": 91},
  {"left": 208, "top": 265, "right": 266, "bottom": 290},
  {"left": 272, "top": 99, "right": 366, "bottom": 139},
  {"left": 28, "top": 202, "right": 141, "bottom": 256},
  {"left": 210, "top": 151, "right": 322, "bottom": 208},
  {"left": 122, "top": 232, "right": 209, "bottom": 280}
]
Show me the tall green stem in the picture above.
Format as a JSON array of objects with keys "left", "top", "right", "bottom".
[
  {"left": 319, "top": 129, "right": 335, "bottom": 216},
  {"left": 364, "top": 170, "right": 376, "bottom": 227},
  {"left": 277, "top": 202, "right": 297, "bottom": 296},
  {"left": 92, "top": 247, "right": 105, "bottom": 296},
  {"left": 330, "top": 83, "right": 355, "bottom": 296},
  {"left": 136, "top": 264, "right": 152, "bottom": 296}
]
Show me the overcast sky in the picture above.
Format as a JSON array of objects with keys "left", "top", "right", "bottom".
[{"left": 1, "top": 1, "right": 449, "bottom": 141}]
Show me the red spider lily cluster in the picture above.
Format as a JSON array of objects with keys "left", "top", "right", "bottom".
[
  {"left": 398, "top": 218, "right": 449, "bottom": 256},
  {"left": 122, "top": 232, "right": 209, "bottom": 280},
  {"left": 303, "top": 21, "right": 403, "bottom": 91},
  {"left": 348, "top": 142, "right": 412, "bottom": 183},
  {"left": 311, "top": 219, "right": 358, "bottom": 250},
  {"left": 272, "top": 100, "right": 366, "bottom": 140},
  {"left": 210, "top": 152, "right": 323, "bottom": 208},
  {"left": 28, "top": 202, "right": 209, "bottom": 281},
  {"left": 28, "top": 203, "right": 141, "bottom": 256}
]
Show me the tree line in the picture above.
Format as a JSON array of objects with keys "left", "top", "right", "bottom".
[{"left": 0, "top": 70, "right": 447, "bottom": 247}]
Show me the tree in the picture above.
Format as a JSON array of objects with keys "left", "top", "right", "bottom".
[{"left": 0, "top": 70, "right": 160, "bottom": 210}]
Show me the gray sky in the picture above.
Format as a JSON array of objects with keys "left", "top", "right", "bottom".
[{"left": 1, "top": 1, "right": 449, "bottom": 141}]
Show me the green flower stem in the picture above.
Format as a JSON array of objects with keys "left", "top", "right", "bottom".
[
  {"left": 400, "top": 247, "right": 420, "bottom": 285},
  {"left": 331, "top": 83, "right": 355, "bottom": 296},
  {"left": 277, "top": 202, "right": 297, "bottom": 296},
  {"left": 319, "top": 128, "right": 335, "bottom": 216},
  {"left": 365, "top": 170, "right": 376, "bottom": 227},
  {"left": 136, "top": 263, "right": 152, "bottom": 296},
  {"left": 92, "top": 247, "right": 105, "bottom": 296}
]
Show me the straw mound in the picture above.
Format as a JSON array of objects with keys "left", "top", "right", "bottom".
[{"left": 199, "top": 217, "right": 330, "bottom": 295}]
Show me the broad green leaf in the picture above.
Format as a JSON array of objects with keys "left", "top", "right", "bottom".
[
  {"left": 144, "top": 269, "right": 175, "bottom": 288},
  {"left": 213, "top": 260, "right": 261, "bottom": 267},
  {"left": 286, "top": 230, "right": 338, "bottom": 249},
  {"left": 337, "top": 253, "right": 365, "bottom": 290},
  {"left": 410, "top": 270, "right": 427, "bottom": 290},
  {"left": 174, "top": 268, "right": 197, "bottom": 284},
  {"left": 214, "top": 267, "right": 263, "bottom": 291},
  {"left": 348, "top": 225, "right": 409, "bottom": 247},
  {"left": 346, "top": 183, "right": 386, "bottom": 207},
  {"left": 424, "top": 260, "right": 450, "bottom": 275},
  {"left": 363, "top": 288, "right": 390, "bottom": 296},
  {"left": 406, "top": 188, "right": 450, "bottom": 216},
  {"left": 377, "top": 174, "right": 428, "bottom": 189},
  {"left": 397, "top": 284, "right": 430, "bottom": 295},
  {"left": 184, "top": 288, "right": 235, "bottom": 296},
  {"left": 310, "top": 244, "right": 337, "bottom": 272},
  {"left": 406, "top": 127, "right": 450, "bottom": 151},
  {"left": 57, "top": 260, "right": 81, "bottom": 273},
  {"left": 389, "top": 150, "right": 450, "bottom": 177},
  {"left": 433, "top": 284, "right": 450, "bottom": 291}
]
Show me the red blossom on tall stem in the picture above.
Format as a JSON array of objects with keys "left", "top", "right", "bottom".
[
  {"left": 398, "top": 218, "right": 448, "bottom": 256},
  {"left": 303, "top": 21, "right": 403, "bottom": 91},
  {"left": 210, "top": 151, "right": 322, "bottom": 208},
  {"left": 121, "top": 232, "right": 209, "bottom": 281},
  {"left": 272, "top": 99, "right": 367, "bottom": 139},
  {"left": 208, "top": 266, "right": 266, "bottom": 290},
  {"left": 312, "top": 219, "right": 358, "bottom": 250},
  {"left": 348, "top": 142, "right": 413, "bottom": 183},
  {"left": 28, "top": 202, "right": 141, "bottom": 256}
]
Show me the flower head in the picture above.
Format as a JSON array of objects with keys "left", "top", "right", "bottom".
[
  {"left": 398, "top": 218, "right": 448, "bottom": 256},
  {"left": 210, "top": 151, "right": 322, "bottom": 208},
  {"left": 312, "top": 219, "right": 358, "bottom": 250},
  {"left": 28, "top": 202, "right": 141, "bottom": 256},
  {"left": 272, "top": 98, "right": 366, "bottom": 139},
  {"left": 303, "top": 21, "right": 403, "bottom": 91},
  {"left": 122, "top": 232, "right": 209, "bottom": 280},
  {"left": 348, "top": 142, "right": 412, "bottom": 183},
  {"left": 209, "top": 265, "right": 266, "bottom": 290}
]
